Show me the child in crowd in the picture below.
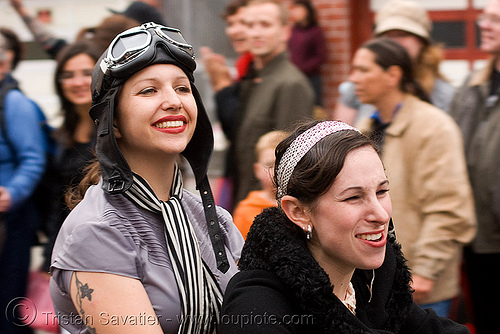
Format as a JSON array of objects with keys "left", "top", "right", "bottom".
[{"left": 232, "top": 130, "right": 288, "bottom": 239}]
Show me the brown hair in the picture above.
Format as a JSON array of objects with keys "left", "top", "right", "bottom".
[
  {"left": 361, "top": 37, "right": 430, "bottom": 103},
  {"left": 415, "top": 43, "right": 447, "bottom": 95},
  {"left": 291, "top": 0, "right": 319, "bottom": 27},
  {"left": 274, "top": 120, "right": 377, "bottom": 208},
  {"left": 65, "top": 159, "right": 101, "bottom": 210},
  {"left": 222, "top": 0, "right": 249, "bottom": 20},
  {"left": 0, "top": 27, "right": 23, "bottom": 70}
]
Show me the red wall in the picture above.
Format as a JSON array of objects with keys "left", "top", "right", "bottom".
[
  {"left": 312, "top": 0, "right": 371, "bottom": 119},
  {"left": 313, "top": 0, "right": 350, "bottom": 118}
]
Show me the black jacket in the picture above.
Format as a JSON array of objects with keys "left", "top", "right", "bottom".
[{"left": 219, "top": 207, "right": 470, "bottom": 333}]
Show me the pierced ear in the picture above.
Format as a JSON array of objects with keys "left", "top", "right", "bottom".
[{"left": 280, "top": 195, "right": 311, "bottom": 230}]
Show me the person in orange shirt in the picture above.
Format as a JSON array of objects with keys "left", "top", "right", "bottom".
[{"left": 233, "top": 130, "right": 288, "bottom": 239}]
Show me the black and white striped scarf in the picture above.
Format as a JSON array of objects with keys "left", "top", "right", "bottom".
[{"left": 124, "top": 164, "right": 222, "bottom": 333}]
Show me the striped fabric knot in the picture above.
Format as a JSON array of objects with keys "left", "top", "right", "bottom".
[{"left": 124, "top": 164, "right": 222, "bottom": 333}]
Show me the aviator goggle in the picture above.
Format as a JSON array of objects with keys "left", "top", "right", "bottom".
[{"left": 94, "top": 22, "right": 195, "bottom": 95}]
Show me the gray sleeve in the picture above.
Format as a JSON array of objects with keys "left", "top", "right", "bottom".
[{"left": 51, "top": 221, "right": 140, "bottom": 279}]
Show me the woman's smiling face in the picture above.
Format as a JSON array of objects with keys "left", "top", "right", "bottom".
[
  {"left": 59, "top": 53, "right": 94, "bottom": 106},
  {"left": 305, "top": 145, "right": 392, "bottom": 274},
  {"left": 114, "top": 63, "right": 198, "bottom": 162}
]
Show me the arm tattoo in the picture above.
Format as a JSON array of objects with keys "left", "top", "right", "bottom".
[{"left": 74, "top": 272, "right": 97, "bottom": 334}]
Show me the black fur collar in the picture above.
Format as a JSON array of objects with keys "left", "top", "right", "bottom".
[{"left": 238, "top": 207, "right": 413, "bottom": 333}]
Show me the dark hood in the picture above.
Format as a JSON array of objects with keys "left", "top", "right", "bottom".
[{"left": 238, "top": 207, "right": 413, "bottom": 333}]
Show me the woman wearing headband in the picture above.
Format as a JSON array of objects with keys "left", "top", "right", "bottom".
[
  {"left": 219, "top": 120, "right": 470, "bottom": 333},
  {"left": 49, "top": 23, "right": 243, "bottom": 334}
]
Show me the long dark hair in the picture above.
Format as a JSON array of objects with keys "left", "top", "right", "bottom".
[
  {"left": 222, "top": 0, "right": 248, "bottom": 19},
  {"left": 53, "top": 40, "right": 102, "bottom": 147},
  {"left": 0, "top": 27, "right": 23, "bottom": 70},
  {"left": 292, "top": 0, "right": 319, "bottom": 27},
  {"left": 362, "top": 37, "right": 430, "bottom": 103}
]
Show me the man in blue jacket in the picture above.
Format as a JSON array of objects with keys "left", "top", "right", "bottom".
[{"left": 0, "top": 33, "right": 46, "bottom": 334}]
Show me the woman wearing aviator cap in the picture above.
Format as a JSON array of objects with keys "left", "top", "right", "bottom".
[
  {"left": 49, "top": 23, "right": 243, "bottom": 334},
  {"left": 219, "top": 120, "right": 470, "bottom": 333}
]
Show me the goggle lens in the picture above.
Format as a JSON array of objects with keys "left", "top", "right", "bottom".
[
  {"left": 110, "top": 31, "right": 150, "bottom": 59},
  {"left": 157, "top": 28, "right": 193, "bottom": 56}
]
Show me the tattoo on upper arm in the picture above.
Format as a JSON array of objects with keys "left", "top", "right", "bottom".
[{"left": 74, "top": 272, "right": 97, "bottom": 334}]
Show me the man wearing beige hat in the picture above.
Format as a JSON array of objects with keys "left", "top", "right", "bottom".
[
  {"left": 449, "top": 0, "right": 500, "bottom": 332},
  {"left": 335, "top": 0, "right": 455, "bottom": 125}
]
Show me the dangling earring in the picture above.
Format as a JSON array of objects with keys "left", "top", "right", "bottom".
[{"left": 304, "top": 225, "right": 312, "bottom": 240}]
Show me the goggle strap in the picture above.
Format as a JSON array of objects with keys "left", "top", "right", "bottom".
[
  {"left": 100, "top": 58, "right": 111, "bottom": 75},
  {"left": 94, "top": 59, "right": 112, "bottom": 94}
]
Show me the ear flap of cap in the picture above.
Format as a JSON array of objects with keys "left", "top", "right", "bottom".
[
  {"left": 181, "top": 84, "right": 213, "bottom": 189},
  {"left": 89, "top": 89, "right": 133, "bottom": 194}
]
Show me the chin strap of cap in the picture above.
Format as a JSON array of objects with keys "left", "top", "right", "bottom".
[{"left": 198, "top": 175, "right": 230, "bottom": 273}]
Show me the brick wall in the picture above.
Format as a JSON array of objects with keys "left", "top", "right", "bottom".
[{"left": 313, "top": 0, "right": 351, "bottom": 119}]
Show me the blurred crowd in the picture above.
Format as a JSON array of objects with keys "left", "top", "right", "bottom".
[{"left": 0, "top": 0, "right": 499, "bottom": 333}]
